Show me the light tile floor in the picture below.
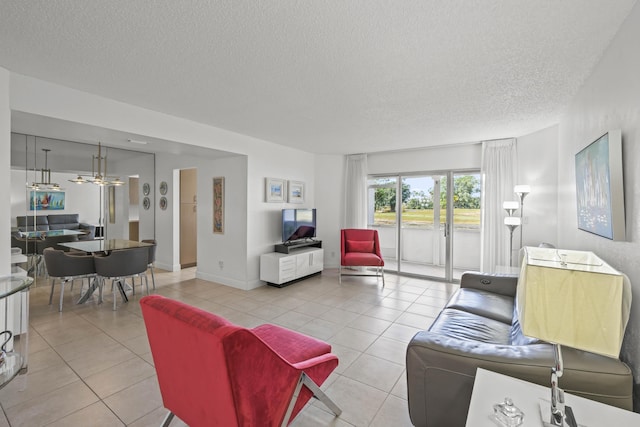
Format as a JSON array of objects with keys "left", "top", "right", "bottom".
[{"left": 0, "top": 268, "right": 458, "bottom": 426}]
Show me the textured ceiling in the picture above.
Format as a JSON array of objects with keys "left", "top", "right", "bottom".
[{"left": 0, "top": 1, "right": 637, "bottom": 154}]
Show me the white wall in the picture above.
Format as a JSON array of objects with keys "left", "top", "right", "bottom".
[
  {"left": 367, "top": 143, "right": 482, "bottom": 174},
  {"left": 556, "top": 2, "right": 640, "bottom": 409},
  {"left": 516, "top": 125, "right": 559, "bottom": 248},
  {"left": 0, "top": 67, "right": 10, "bottom": 276},
  {"left": 246, "top": 143, "right": 316, "bottom": 289},
  {"left": 315, "top": 154, "right": 345, "bottom": 268},
  {"left": 154, "top": 151, "right": 249, "bottom": 288}
]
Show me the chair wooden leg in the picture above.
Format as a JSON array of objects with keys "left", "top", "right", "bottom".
[{"left": 160, "top": 411, "right": 175, "bottom": 427}]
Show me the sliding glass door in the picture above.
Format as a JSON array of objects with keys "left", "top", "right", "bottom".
[{"left": 368, "top": 170, "right": 481, "bottom": 281}]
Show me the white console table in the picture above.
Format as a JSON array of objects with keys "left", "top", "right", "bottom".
[
  {"left": 260, "top": 247, "right": 324, "bottom": 287},
  {"left": 466, "top": 368, "right": 640, "bottom": 426}
]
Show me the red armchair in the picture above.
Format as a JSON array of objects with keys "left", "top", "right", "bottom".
[
  {"left": 340, "top": 228, "right": 385, "bottom": 286},
  {"left": 140, "top": 295, "right": 341, "bottom": 427}
]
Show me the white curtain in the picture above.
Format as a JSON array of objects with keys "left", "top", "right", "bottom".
[
  {"left": 344, "top": 154, "right": 368, "bottom": 229},
  {"left": 480, "top": 139, "right": 517, "bottom": 272}
]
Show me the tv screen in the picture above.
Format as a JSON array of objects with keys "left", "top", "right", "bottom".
[
  {"left": 575, "top": 130, "right": 625, "bottom": 240},
  {"left": 282, "top": 208, "right": 316, "bottom": 243}
]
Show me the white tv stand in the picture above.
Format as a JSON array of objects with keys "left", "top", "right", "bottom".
[{"left": 260, "top": 241, "right": 323, "bottom": 287}]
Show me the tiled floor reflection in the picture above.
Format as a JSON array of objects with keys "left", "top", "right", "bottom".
[{"left": 0, "top": 268, "right": 458, "bottom": 426}]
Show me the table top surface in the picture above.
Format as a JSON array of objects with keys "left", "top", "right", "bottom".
[
  {"left": 466, "top": 368, "right": 640, "bottom": 426},
  {"left": 0, "top": 275, "right": 34, "bottom": 299},
  {"left": 59, "top": 239, "right": 152, "bottom": 253},
  {"left": 18, "top": 229, "right": 87, "bottom": 238}
]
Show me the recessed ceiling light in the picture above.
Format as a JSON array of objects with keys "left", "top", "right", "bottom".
[{"left": 127, "top": 139, "right": 148, "bottom": 145}]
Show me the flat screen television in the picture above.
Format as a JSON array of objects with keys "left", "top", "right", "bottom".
[
  {"left": 282, "top": 208, "right": 316, "bottom": 243},
  {"left": 575, "top": 129, "right": 625, "bottom": 240}
]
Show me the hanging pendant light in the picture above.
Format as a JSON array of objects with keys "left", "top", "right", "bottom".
[
  {"left": 67, "top": 142, "right": 126, "bottom": 187},
  {"left": 27, "top": 147, "right": 63, "bottom": 191}
]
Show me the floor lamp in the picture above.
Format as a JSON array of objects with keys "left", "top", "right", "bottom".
[
  {"left": 518, "top": 246, "right": 631, "bottom": 427},
  {"left": 514, "top": 185, "right": 530, "bottom": 247},
  {"left": 504, "top": 217, "right": 521, "bottom": 267}
]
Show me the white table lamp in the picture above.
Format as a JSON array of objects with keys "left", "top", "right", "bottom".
[{"left": 517, "top": 247, "right": 631, "bottom": 426}]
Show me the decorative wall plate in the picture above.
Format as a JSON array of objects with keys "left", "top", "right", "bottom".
[
  {"left": 142, "top": 183, "right": 150, "bottom": 196},
  {"left": 159, "top": 196, "right": 168, "bottom": 210},
  {"left": 159, "top": 181, "right": 168, "bottom": 195},
  {"left": 143, "top": 196, "right": 150, "bottom": 210}
]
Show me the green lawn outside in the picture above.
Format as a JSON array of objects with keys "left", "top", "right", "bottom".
[{"left": 374, "top": 209, "right": 480, "bottom": 226}]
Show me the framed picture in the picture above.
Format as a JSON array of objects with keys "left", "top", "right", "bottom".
[
  {"left": 159, "top": 197, "right": 168, "bottom": 210},
  {"left": 288, "top": 181, "right": 304, "bottom": 204},
  {"left": 142, "top": 183, "right": 151, "bottom": 196},
  {"left": 29, "top": 191, "right": 65, "bottom": 211},
  {"left": 265, "top": 178, "right": 286, "bottom": 202},
  {"left": 213, "top": 177, "right": 224, "bottom": 234}
]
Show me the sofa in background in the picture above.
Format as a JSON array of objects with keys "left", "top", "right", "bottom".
[
  {"left": 16, "top": 214, "right": 96, "bottom": 240},
  {"left": 406, "top": 271, "right": 633, "bottom": 427}
]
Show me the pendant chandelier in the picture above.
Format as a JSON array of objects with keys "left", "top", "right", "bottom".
[
  {"left": 27, "top": 148, "right": 62, "bottom": 191},
  {"left": 69, "top": 142, "right": 125, "bottom": 186}
]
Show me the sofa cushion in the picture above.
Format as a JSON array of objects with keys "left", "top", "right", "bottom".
[
  {"left": 343, "top": 252, "right": 384, "bottom": 266},
  {"left": 428, "top": 308, "right": 512, "bottom": 345},
  {"left": 47, "top": 214, "right": 80, "bottom": 229},
  {"left": 16, "top": 215, "right": 49, "bottom": 231},
  {"left": 445, "top": 288, "right": 514, "bottom": 325}
]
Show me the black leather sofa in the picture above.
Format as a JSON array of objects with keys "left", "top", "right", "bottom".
[
  {"left": 406, "top": 271, "right": 633, "bottom": 427},
  {"left": 16, "top": 214, "right": 96, "bottom": 240}
]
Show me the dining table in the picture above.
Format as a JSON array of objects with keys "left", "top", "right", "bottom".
[{"left": 59, "top": 239, "right": 154, "bottom": 304}]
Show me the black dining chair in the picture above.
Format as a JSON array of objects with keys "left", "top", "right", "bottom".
[
  {"left": 43, "top": 248, "right": 97, "bottom": 311},
  {"left": 36, "top": 234, "right": 80, "bottom": 277},
  {"left": 94, "top": 247, "right": 149, "bottom": 310}
]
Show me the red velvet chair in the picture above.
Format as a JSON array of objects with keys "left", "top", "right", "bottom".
[
  {"left": 140, "top": 295, "right": 341, "bottom": 427},
  {"left": 340, "top": 228, "right": 385, "bottom": 286}
]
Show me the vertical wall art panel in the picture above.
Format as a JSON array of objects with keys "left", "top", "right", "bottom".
[{"left": 213, "top": 177, "right": 224, "bottom": 234}]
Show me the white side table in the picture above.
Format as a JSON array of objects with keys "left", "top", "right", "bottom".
[{"left": 466, "top": 368, "right": 639, "bottom": 426}]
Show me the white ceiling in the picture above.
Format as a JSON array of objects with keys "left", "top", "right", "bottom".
[{"left": 0, "top": 1, "right": 637, "bottom": 155}]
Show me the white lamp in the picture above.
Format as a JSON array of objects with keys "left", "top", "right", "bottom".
[
  {"left": 503, "top": 201, "right": 519, "bottom": 216},
  {"left": 504, "top": 216, "right": 521, "bottom": 266},
  {"left": 514, "top": 185, "right": 530, "bottom": 246},
  {"left": 517, "top": 246, "right": 631, "bottom": 426}
]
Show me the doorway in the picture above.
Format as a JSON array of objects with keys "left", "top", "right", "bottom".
[
  {"left": 367, "top": 170, "right": 481, "bottom": 281},
  {"left": 179, "top": 168, "right": 197, "bottom": 268}
]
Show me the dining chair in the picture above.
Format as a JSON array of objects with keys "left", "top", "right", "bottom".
[
  {"left": 43, "top": 248, "right": 97, "bottom": 311},
  {"left": 140, "top": 295, "right": 341, "bottom": 427},
  {"left": 340, "top": 228, "right": 385, "bottom": 286},
  {"left": 35, "top": 234, "right": 80, "bottom": 277},
  {"left": 94, "top": 247, "right": 149, "bottom": 310}
]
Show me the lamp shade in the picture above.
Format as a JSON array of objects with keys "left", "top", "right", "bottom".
[
  {"left": 514, "top": 185, "right": 531, "bottom": 195},
  {"left": 504, "top": 216, "right": 521, "bottom": 226},
  {"left": 517, "top": 247, "right": 631, "bottom": 358},
  {"left": 503, "top": 201, "right": 519, "bottom": 210}
]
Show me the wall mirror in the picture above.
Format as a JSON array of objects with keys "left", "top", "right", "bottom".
[{"left": 10, "top": 133, "right": 155, "bottom": 285}]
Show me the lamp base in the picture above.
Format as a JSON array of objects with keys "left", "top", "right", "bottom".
[{"left": 538, "top": 399, "right": 580, "bottom": 427}]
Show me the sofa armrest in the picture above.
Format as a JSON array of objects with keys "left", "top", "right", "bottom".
[
  {"left": 406, "top": 332, "right": 633, "bottom": 426},
  {"left": 459, "top": 271, "right": 518, "bottom": 297},
  {"left": 78, "top": 223, "right": 96, "bottom": 240}
]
